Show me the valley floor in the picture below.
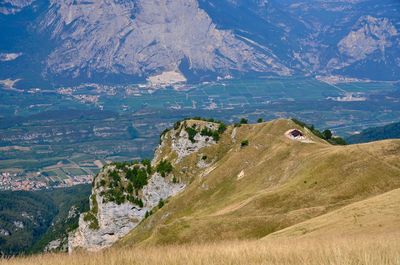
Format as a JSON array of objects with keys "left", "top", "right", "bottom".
[{"left": 2, "top": 235, "right": 399, "bottom": 265}]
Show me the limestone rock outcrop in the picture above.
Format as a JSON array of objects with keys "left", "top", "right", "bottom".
[
  {"left": 39, "top": 0, "right": 290, "bottom": 78},
  {"left": 68, "top": 120, "right": 221, "bottom": 252},
  {"left": 68, "top": 170, "right": 184, "bottom": 252}
]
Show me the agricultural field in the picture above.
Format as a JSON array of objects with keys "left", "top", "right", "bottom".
[{"left": 0, "top": 77, "right": 399, "bottom": 188}]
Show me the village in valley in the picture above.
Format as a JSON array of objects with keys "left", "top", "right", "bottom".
[
  {"left": 1, "top": 77, "right": 399, "bottom": 192},
  {"left": 0, "top": 171, "right": 93, "bottom": 191}
]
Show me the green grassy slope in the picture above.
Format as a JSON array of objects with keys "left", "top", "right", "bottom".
[{"left": 117, "top": 119, "right": 400, "bottom": 246}]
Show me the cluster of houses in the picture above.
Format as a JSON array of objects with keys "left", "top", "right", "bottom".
[
  {"left": 0, "top": 172, "right": 93, "bottom": 191},
  {"left": 0, "top": 172, "right": 47, "bottom": 191}
]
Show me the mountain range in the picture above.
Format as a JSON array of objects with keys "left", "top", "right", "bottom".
[{"left": 0, "top": 0, "right": 399, "bottom": 86}]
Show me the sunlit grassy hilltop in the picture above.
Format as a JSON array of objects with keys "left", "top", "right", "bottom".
[
  {"left": 2, "top": 119, "right": 400, "bottom": 265},
  {"left": 121, "top": 119, "right": 400, "bottom": 246}
]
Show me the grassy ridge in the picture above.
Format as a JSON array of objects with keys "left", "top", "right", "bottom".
[{"left": 120, "top": 119, "right": 400, "bottom": 246}]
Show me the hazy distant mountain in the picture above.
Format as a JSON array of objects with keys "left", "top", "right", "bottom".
[
  {"left": 39, "top": 0, "right": 290, "bottom": 80},
  {"left": 347, "top": 121, "right": 400, "bottom": 144},
  {"left": 0, "top": 0, "right": 399, "bottom": 86},
  {"left": 200, "top": 0, "right": 400, "bottom": 79}
]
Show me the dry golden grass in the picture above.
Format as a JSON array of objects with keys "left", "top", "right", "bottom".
[
  {"left": 2, "top": 236, "right": 400, "bottom": 265},
  {"left": 267, "top": 188, "right": 400, "bottom": 239},
  {"left": 122, "top": 119, "right": 400, "bottom": 246}
]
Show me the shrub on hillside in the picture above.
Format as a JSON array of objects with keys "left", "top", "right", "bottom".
[
  {"left": 144, "top": 210, "right": 152, "bottom": 219},
  {"left": 126, "top": 168, "right": 148, "bottom": 190},
  {"left": 141, "top": 159, "right": 153, "bottom": 174},
  {"left": 200, "top": 127, "right": 220, "bottom": 141},
  {"left": 90, "top": 194, "right": 98, "bottom": 215},
  {"left": 127, "top": 183, "right": 134, "bottom": 194},
  {"left": 99, "top": 179, "right": 106, "bottom": 187},
  {"left": 322, "top": 129, "right": 332, "bottom": 140},
  {"left": 127, "top": 195, "right": 143, "bottom": 207},
  {"left": 174, "top": 121, "right": 181, "bottom": 130},
  {"left": 109, "top": 170, "right": 121, "bottom": 182},
  {"left": 329, "top": 137, "right": 347, "bottom": 145},
  {"left": 218, "top": 123, "right": 227, "bottom": 134},
  {"left": 185, "top": 127, "right": 198, "bottom": 143},
  {"left": 83, "top": 212, "right": 99, "bottom": 230},
  {"left": 158, "top": 198, "right": 165, "bottom": 209},
  {"left": 156, "top": 160, "right": 173, "bottom": 177},
  {"left": 241, "top": 140, "right": 249, "bottom": 147}
]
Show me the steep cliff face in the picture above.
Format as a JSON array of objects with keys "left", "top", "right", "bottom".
[
  {"left": 1, "top": 0, "right": 399, "bottom": 84},
  {"left": 68, "top": 171, "right": 184, "bottom": 252},
  {"left": 327, "top": 16, "right": 399, "bottom": 72},
  {"left": 199, "top": 0, "right": 400, "bottom": 80},
  {"left": 68, "top": 119, "right": 222, "bottom": 252},
  {"left": 39, "top": 0, "right": 290, "bottom": 79},
  {"left": 337, "top": 16, "right": 398, "bottom": 61}
]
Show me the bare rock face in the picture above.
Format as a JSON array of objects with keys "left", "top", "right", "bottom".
[
  {"left": 68, "top": 119, "right": 221, "bottom": 252},
  {"left": 142, "top": 174, "right": 185, "bottom": 209},
  {"left": 171, "top": 123, "right": 218, "bottom": 161},
  {"left": 329, "top": 15, "right": 398, "bottom": 70},
  {"left": 68, "top": 171, "right": 184, "bottom": 252},
  {"left": 69, "top": 195, "right": 143, "bottom": 252},
  {"left": 2, "top": 0, "right": 400, "bottom": 82},
  {"left": 0, "top": 0, "right": 34, "bottom": 15},
  {"left": 39, "top": 0, "right": 290, "bottom": 78},
  {"left": 154, "top": 120, "right": 221, "bottom": 164},
  {"left": 44, "top": 238, "right": 67, "bottom": 252}
]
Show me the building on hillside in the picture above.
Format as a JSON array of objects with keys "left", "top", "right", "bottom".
[{"left": 287, "top": 129, "right": 306, "bottom": 140}]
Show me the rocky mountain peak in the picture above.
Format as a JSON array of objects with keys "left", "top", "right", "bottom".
[
  {"left": 38, "top": 0, "right": 290, "bottom": 79},
  {"left": 1, "top": 0, "right": 399, "bottom": 84},
  {"left": 337, "top": 15, "right": 398, "bottom": 60},
  {"left": 68, "top": 118, "right": 226, "bottom": 252}
]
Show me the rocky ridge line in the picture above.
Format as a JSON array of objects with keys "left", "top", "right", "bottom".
[{"left": 68, "top": 119, "right": 223, "bottom": 252}]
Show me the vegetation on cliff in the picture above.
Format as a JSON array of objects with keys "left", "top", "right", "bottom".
[{"left": 84, "top": 157, "right": 176, "bottom": 231}]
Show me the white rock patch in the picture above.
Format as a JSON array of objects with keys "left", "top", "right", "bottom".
[
  {"left": 68, "top": 173, "right": 185, "bottom": 253},
  {"left": 237, "top": 170, "right": 245, "bottom": 180},
  {"left": 171, "top": 125, "right": 217, "bottom": 161}
]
